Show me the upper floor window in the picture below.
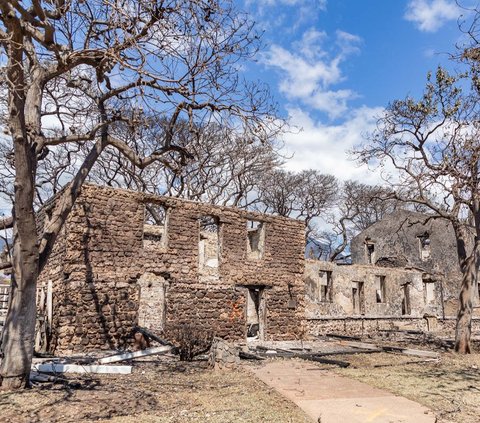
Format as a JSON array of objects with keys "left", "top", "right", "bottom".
[
  {"left": 247, "top": 220, "right": 265, "bottom": 260},
  {"left": 199, "top": 215, "right": 220, "bottom": 270},
  {"left": 143, "top": 203, "right": 168, "bottom": 250},
  {"left": 418, "top": 233, "right": 431, "bottom": 261},
  {"left": 365, "top": 239, "right": 375, "bottom": 264}
]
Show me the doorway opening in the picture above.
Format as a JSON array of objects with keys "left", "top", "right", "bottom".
[
  {"left": 137, "top": 273, "right": 167, "bottom": 331},
  {"left": 246, "top": 286, "right": 266, "bottom": 341},
  {"left": 402, "top": 283, "right": 411, "bottom": 315}
]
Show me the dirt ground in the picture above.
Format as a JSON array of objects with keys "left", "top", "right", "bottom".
[
  {"left": 0, "top": 359, "right": 311, "bottom": 423},
  {"left": 334, "top": 352, "right": 480, "bottom": 423},
  {"left": 1, "top": 352, "right": 479, "bottom": 423}
]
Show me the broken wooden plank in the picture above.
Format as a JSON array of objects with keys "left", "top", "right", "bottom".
[
  {"left": 378, "top": 329, "right": 424, "bottom": 335},
  {"left": 133, "top": 326, "right": 175, "bottom": 348},
  {"left": 255, "top": 345, "right": 301, "bottom": 355},
  {"left": 98, "top": 346, "right": 171, "bottom": 364},
  {"left": 30, "top": 371, "right": 56, "bottom": 383},
  {"left": 373, "top": 358, "right": 438, "bottom": 368},
  {"left": 239, "top": 351, "right": 265, "bottom": 360},
  {"left": 381, "top": 346, "right": 439, "bottom": 358},
  {"left": 334, "top": 340, "right": 381, "bottom": 351},
  {"left": 314, "top": 348, "right": 381, "bottom": 356},
  {"left": 253, "top": 348, "right": 350, "bottom": 367},
  {"left": 331, "top": 340, "right": 438, "bottom": 358},
  {"left": 33, "top": 363, "right": 132, "bottom": 374},
  {"left": 306, "top": 355, "right": 350, "bottom": 367},
  {"left": 281, "top": 352, "right": 350, "bottom": 368},
  {"left": 326, "top": 333, "right": 362, "bottom": 341},
  {"left": 254, "top": 345, "right": 272, "bottom": 351}
]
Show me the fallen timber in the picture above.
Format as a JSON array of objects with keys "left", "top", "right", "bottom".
[
  {"left": 252, "top": 346, "right": 351, "bottom": 368},
  {"left": 98, "top": 346, "right": 172, "bottom": 364},
  {"left": 325, "top": 336, "right": 440, "bottom": 359}
]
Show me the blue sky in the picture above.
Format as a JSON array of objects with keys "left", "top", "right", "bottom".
[
  {"left": 0, "top": 0, "right": 473, "bottom": 217},
  {"left": 238, "top": 0, "right": 475, "bottom": 182}
]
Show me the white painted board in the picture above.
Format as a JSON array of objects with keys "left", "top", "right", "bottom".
[{"left": 32, "top": 363, "right": 132, "bottom": 374}]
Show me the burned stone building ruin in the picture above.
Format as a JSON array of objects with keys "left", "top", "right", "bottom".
[
  {"left": 10, "top": 186, "right": 478, "bottom": 354},
  {"left": 37, "top": 184, "right": 306, "bottom": 353},
  {"left": 351, "top": 210, "right": 457, "bottom": 273},
  {"left": 350, "top": 210, "right": 480, "bottom": 317}
]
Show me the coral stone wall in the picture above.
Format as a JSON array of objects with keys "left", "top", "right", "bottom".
[
  {"left": 303, "top": 260, "right": 478, "bottom": 338},
  {"left": 306, "top": 316, "right": 480, "bottom": 338},
  {"left": 305, "top": 260, "right": 435, "bottom": 319},
  {"left": 45, "top": 184, "right": 305, "bottom": 353},
  {"left": 350, "top": 210, "right": 474, "bottom": 315}
]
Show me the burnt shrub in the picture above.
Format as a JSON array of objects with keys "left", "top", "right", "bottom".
[{"left": 165, "top": 323, "right": 214, "bottom": 361}]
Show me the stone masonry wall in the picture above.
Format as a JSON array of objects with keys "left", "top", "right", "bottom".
[
  {"left": 46, "top": 184, "right": 305, "bottom": 353},
  {"left": 303, "top": 260, "right": 475, "bottom": 338},
  {"left": 305, "top": 260, "right": 437, "bottom": 319},
  {"left": 350, "top": 210, "right": 475, "bottom": 315},
  {"left": 306, "top": 316, "right": 480, "bottom": 337}
]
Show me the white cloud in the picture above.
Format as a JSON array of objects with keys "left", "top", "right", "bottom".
[
  {"left": 263, "top": 29, "right": 361, "bottom": 118},
  {"left": 293, "top": 28, "right": 328, "bottom": 60},
  {"left": 244, "top": 0, "right": 327, "bottom": 32},
  {"left": 283, "top": 106, "right": 385, "bottom": 184},
  {"left": 405, "top": 0, "right": 460, "bottom": 32},
  {"left": 335, "top": 30, "right": 362, "bottom": 55}
]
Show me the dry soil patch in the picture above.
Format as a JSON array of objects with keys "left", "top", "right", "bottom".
[{"left": 0, "top": 360, "right": 311, "bottom": 423}]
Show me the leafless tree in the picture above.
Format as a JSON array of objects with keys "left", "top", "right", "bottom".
[
  {"left": 256, "top": 169, "right": 338, "bottom": 240},
  {"left": 326, "top": 181, "right": 402, "bottom": 261},
  {"left": 342, "top": 181, "right": 401, "bottom": 232},
  {"left": 0, "top": 0, "right": 283, "bottom": 389},
  {"left": 255, "top": 169, "right": 300, "bottom": 216},
  {"left": 89, "top": 118, "right": 283, "bottom": 207},
  {"left": 331, "top": 179, "right": 434, "bottom": 262},
  {"left": 355, "top": 66, "right": 480, "bottom": 353}
]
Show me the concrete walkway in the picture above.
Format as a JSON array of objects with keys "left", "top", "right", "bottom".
[{"left": 253, "top": 360, "right": 436, "bottom": 423}]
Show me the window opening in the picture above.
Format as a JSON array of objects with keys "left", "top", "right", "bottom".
[
  {"left": 375, "top": 275, "right": 386, "bottom": 303},
  {"left": 247, "top": 220, "right": 265, "bottom": 260},
  {"left": 365, "top": 239, "right": 375, "bottom": 264},
  {"left": 137, "top": 275, "right": 167, "bottom": 332},
  {"left": 319, "top": 270, "right": 333, "bottom": 302},
  {"left": 423, "top": 277, "right": 436, "bottom": 304},
  {"left": 143, "top": 203, "right": 167, "bottom": 249},
  {"left": 199, "top": 215, "right": 220, "bottom": 269},
  {"left": 402, "top": 283, "right": 411, "bottom": 315},
  {"left": 246, "top": 287, "right": 266, "bottom": 341},
  {"left": 352, "top": 281, "right": 365, "bottom": 315},
  {"left": 418, "top": 233, "right": 431, "bottom": 261}
]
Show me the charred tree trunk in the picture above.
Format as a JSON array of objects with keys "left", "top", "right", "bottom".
[
  {"left": 0, "top": 28, "right": 39, "bottom": 390},
  {"left": 455, "top": 252, "right": 476, "bottom": 353},
  {"left": 453, "top": 222, "right": 479, "bottom": 354},
  {"left": 0, "top": 142, "right": 107, "bottom": 390}
]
